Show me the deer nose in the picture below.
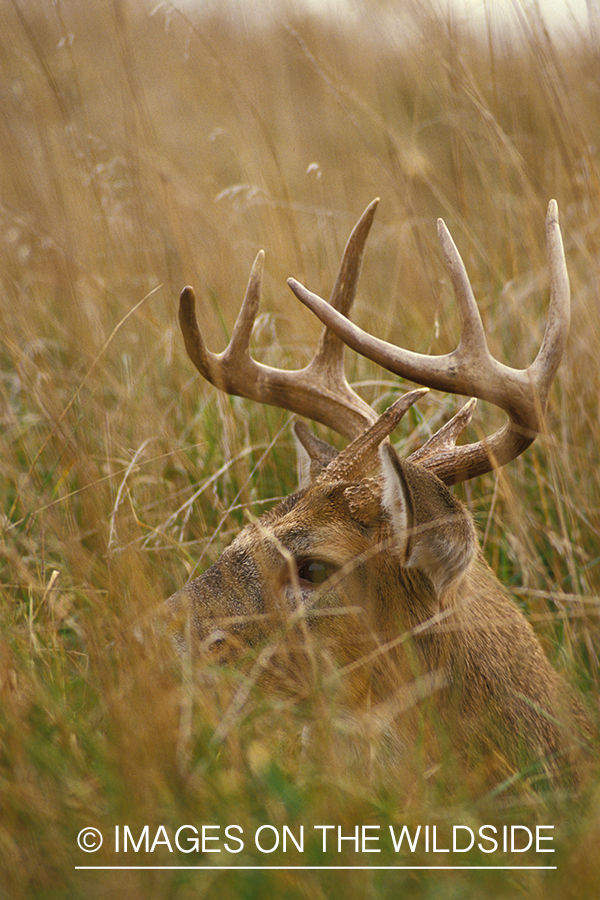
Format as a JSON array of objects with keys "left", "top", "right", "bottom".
[
  {"left": 203, "top": 629, "right": 228, "bottom": 651},
  {"left": 200, "top": 628, "right": 246, "bottom": 665}
]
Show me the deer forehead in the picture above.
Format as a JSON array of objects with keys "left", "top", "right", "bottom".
[{"left": 237, "top": 480, "right": 386, "bottom": 564}]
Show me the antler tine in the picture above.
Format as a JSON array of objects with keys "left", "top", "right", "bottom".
[
  {"left": 309, "top": 198, "right": 380, "bottom": 377},
  {"left": 409, "top": 398, "right": 477, "bottom": 465},
  {"left": 288, "top": 201, "right": 570, "bottom": 485},
  {"left": 435, "top": 220, "right": 489, "bottom": 364},
  {"left": 530, "top": 199, "right": 571, "bottom": 395},
  {"left": 179, "top": 250, "right": 265, "bottom": 393},
  {"left": 227, "top": 248, "right": 265, "bottom": 358},
  {"left": 178, "top": 205, "right": 386, "bottom": 440},
  {"left": 321, "top": 388, "right": 429, "bottom": 483}
]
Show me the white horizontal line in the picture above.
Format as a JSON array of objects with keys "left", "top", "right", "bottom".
[{"left": 75, "top": 865, "right": 557, "bottom": 871}]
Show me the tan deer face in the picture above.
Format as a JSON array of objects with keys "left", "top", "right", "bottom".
[
  {"left": 167, "top": 437, "right": 475, "bottom": 675},
  {"left": 167, "top": 200, "right": 587, "bottom": 780}
]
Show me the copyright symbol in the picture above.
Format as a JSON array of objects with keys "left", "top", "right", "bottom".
[{"left": 77, "top": 827, "right": 103, "bottom": 852}]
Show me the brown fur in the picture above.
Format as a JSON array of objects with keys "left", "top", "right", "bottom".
[{"left": 166, "top": 436, "right": 588, "bottom": 787}]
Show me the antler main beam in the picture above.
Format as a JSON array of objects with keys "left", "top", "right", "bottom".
[{"left": 288, "top": 200, "right": 570, "bottom": 484}]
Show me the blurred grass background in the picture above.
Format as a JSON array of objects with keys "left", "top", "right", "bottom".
[{"left": 0, "top": 0, "right": 599, "bottom": 897}]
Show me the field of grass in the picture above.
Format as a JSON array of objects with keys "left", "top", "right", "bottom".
[{"left": 1, "top": 0, "right": 599, "bottom": 897}]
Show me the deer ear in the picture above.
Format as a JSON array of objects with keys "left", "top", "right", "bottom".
[
  {"left": 293, "top": 421, "right": 339, "bottom": 486},
  {"left": 379, "top": 444, "right": 476, "bottom": 597}
]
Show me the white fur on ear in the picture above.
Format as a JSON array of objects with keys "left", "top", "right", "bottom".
[
  {"left": 379, "top": 443, "right": 414, "bottom": 563},
  {"left": 294, "top": 432, "right": 312, "bottom": 490},
  {"left": 379, "top": 443, "right": 476, "bottom": 598}
]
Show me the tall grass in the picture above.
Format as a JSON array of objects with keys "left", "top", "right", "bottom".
[{"left": 0, "top": 0, "right": 599, "bottom": 897}]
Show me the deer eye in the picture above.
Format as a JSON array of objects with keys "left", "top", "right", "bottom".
[{"left": 296, "top": 559, "right": 337, "bottom": 587}]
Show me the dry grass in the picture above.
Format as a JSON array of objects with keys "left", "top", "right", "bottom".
[{"left": 0, "top": 0, "right": 599, "bottom": 897}]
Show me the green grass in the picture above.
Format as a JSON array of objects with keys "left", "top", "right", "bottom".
[{"left": 0, "top": 0, "right": 599, "bottom": 897}]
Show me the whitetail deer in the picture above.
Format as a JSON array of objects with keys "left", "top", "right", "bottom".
[{"left": 168, "top": 199, "right": 587, "bottom": 785}]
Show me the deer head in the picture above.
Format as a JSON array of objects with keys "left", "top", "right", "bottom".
[{"left": 167, "top": 200, "right": 585, "bottom": 781}]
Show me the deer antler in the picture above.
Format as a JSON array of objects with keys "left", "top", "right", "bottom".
[
  {"left": 178, "top": 200, "right": 381, "bottom": 440},
  {"left": 287, "top": 200, "right": 570, "bottom": 485}
]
